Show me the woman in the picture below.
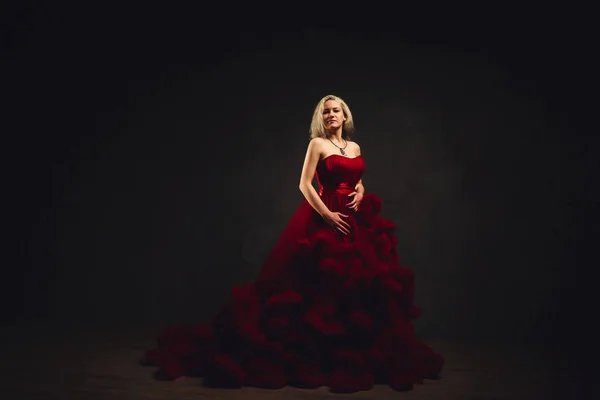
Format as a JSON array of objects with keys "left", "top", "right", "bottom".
[{"left": 142, "top": 95, "right": 445, "bottom": 393}]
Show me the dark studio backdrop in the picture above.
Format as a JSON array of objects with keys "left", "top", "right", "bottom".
[{"left": 2, "top": 2, "right": 596, "bottom": 351}]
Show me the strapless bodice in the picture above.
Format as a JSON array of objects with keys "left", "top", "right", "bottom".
[{"left": 315, "top": 154, "right": 365, "bottom": 212}]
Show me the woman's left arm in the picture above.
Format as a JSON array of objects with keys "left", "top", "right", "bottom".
[
  {"left": 347, "top": 179, "right": 364, "bottom": 211},
  {"left": 355, "top": 143, "right": 365, "bottom": 194},
  {"left": 355, "top": 179, "right": 365, "bottom": 194}
]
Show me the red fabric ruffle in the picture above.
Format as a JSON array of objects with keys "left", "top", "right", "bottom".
[{"left": 142, "top": 193, "right": 444, "bottom": 392}]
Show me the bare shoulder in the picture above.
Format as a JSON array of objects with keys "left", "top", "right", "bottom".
[
  {"left": 348, "top": 140, "right": 361, "bottom": 155},
  {"left": 308, "top": 137, "right": 327, "bottom": 153}
]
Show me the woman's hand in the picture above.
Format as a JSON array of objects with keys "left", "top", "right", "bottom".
[
  {"left": 346, "top": 191, "right": 363, "bottom": 212},
  {"left": 323, "top": 211, "right": 351, "bottom": 235}
]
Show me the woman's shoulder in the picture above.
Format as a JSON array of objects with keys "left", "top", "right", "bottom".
[
  {"left": 309, "top": 137, "right": 328, "bottom": 148},
  {"left": 347, "top": 140, "right": 361, "bottom": 153}
]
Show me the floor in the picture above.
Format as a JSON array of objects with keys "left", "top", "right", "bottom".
[{"left": 0, "top": 321, "right": 591, "bottom": 400}]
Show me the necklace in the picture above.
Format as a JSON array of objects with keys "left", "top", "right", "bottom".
[{"left": 328, "top": 137, "right": 348, "bottom": 155}]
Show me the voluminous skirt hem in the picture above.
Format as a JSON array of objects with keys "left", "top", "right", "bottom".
[{"left": 142, "top": 193, "right": 445, "bottom": 393}]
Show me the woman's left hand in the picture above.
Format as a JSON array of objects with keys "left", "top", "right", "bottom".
[{"left": 347, "top": 191, "right": 363, "bottom": 211}]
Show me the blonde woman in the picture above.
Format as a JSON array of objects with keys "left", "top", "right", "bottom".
[{"left": 143, "top": 95, "right": 444, "bottom": 393}]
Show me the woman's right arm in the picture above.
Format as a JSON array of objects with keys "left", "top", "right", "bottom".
[
  {"left": 298, "top": 139, "right": 351, "bottom": 235},
  {"left": 298, "top": 139, "right": 331, "bottom": 218}
]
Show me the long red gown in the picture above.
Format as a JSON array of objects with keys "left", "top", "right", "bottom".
[{"left": 142, "top": 154, "right": 444, "bottom": 393}]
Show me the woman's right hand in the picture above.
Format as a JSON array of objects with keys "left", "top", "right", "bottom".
[{"left": 323, "top": 211, "right": 351, "bottom": 235}]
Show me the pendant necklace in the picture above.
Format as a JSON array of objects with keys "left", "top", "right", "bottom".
[{"left": 328, "top": 137, "right": 348, "bottom": 155}]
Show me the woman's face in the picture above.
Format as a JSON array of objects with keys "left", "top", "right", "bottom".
[{"left": 322, "top": 99, "right": 346, "bottom": 130}]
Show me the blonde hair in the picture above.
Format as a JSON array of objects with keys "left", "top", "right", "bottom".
[{"left": 309, "top": 94, "right": 355, "bottom": 140}]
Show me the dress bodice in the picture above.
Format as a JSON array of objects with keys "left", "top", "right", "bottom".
[{"left": 315, "top": 154, "right": 365, "bottom": 213}]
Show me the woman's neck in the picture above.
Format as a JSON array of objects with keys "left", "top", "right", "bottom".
[{"left": 326, "top": 128, "right": 344, "bottom": 143}]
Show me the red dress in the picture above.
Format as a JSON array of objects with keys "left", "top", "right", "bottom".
[{"left": 142, "top": 154, "right": 444, "bottom": 393}]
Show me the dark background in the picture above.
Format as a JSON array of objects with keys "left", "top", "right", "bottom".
[{"left": 2, "top": 1, "right": 596, "bottom": 348}]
